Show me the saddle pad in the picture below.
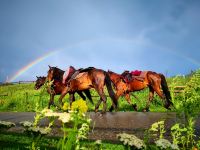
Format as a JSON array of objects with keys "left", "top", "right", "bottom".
[
  {"left": 74, "top": 72, "right": 88, "bottom": 80},
  {"left": 131, "top": 70, "right": 142, "bottom": 76},
  {"left": 63, "top": 67, "right": 74, "bottom": 83}
]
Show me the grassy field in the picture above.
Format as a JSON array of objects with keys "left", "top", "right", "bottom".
[
  {"left": 0, "top": 70, "right": 199, "bottom": 114},
  {"left": 0, "top": 71, "right": 195, "bottom": 113},
  {"left": 0, "top": 81, "right": 175, "bottom": 113},
  {"left": 0, "top": 69, "right": 200, "bottom": 150}
]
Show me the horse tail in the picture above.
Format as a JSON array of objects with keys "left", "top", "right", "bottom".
[
  {"left": 159, "top": 73, "right": 173, "bottom": 106},
  {"left": 104, "top": 72, "right": 118, "bottom": 109}
]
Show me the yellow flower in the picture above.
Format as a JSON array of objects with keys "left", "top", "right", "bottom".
[
  {"left": 62, "top": 102, "right": 69, "bottom": 111},
  {"left": 71, "top": 99, "right": 88, "bottom": 114}
]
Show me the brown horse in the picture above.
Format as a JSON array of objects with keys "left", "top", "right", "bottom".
[
  {"left": 47, "top": 67, "right": 118, "bottom": 113},
  {"left": 35, "top": 67, "right": 93, "bottom": 109},
  {"left": 107, "top": 70, "right": 173, "bottom": 111},
  {"left": 35, "top": 76, "right": 93, "bottom": 108}
]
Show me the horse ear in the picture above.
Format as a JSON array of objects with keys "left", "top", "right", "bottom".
[
  {"left": 48, "top": 65, "right": 52, "bottom": 69},
  {"left": 36, "top": 76, "right": 39, "bottom": 78}
]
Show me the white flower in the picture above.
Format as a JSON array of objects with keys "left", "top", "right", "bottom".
[
  {"left": 58, "top": 112, "right": 71, "bottom": 123},
  {"left": 155, "top": 139, "right": 172, "bottom": 149}
]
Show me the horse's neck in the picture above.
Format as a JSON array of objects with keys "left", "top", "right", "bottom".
[
  {"left": 111, "top": 73, "right": 121, "bottom": 83},
  {"left": 42, "top": 77, "right": 46, "bottom": 80},
  {"left": 42, "top": 78, "right": 46, "bottom": 83},
  {"left": 54, "top": 69, "right": 64, "bottom": 80}
]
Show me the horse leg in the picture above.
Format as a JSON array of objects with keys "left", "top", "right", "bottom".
[
  {"left": 77, "top": 91, "right": 86, "bottom": 100},
  {"left": 109, "top": 91, "right": 121, "bottom": 112},
  {"left": 152, "top": 85, "right": 171, "bottom": 110},
  {"left": 95, "top": 87, "right": 107, "bottom": 113},
  {"left": 143, "top": 87, "right": 154, "bottom": 112},
  {"left": 48, "top": 94, "right": 55, "bottom": 109},
  {"left": 95, "top": 98, "right": 103, "bottom": 113},
  {"left": 124, "top": 93, "right": 138, "bottom": 111},
  {"left": 83, "top": 90, "right": 94, "bottom": 105},
  {"left": 58, "top": 87, "right": 68, "bottom": 108},
  {"left": 69, "top": 93, "right": 75, "bottom": 108}
]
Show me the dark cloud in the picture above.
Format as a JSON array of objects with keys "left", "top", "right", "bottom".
[{"left": 0, "top": 0, "right": 199, "bottom": 82}]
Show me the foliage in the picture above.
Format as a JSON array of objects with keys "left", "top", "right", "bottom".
[
  {"left": 155, "top": 138, "right": 179, "bottom": 150},
  {"left": 71, "top": 99, "right": 88, "bottom": 114},
  {"left": 183, "top": 70, "right": 200, "bottom": 117},
  {"left": 20, "top": 103, "right": 53, "bottom": 150},
  {"left": 149, "top": 120, "right": 166, "bottom": 140},
  {"left": 56, "top": 99, "right": 91, "bottom": 150},
  {"left": 171, "top": 116, "right": 196, "bottom": 149},
  {"left": 117, "top": 133, "right": 146, "bottom": 149},
  {"left": 1, "top": 69, "right": 200, "bottom": 150},
  {"left": 0, "top": 120, "right": 15, "bottom": 129}
]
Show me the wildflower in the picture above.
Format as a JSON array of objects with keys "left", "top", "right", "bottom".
[
  {"left": 71, "top": 99, "right": 88, "bottom": 114},
  {"left": 117, "top": 133, "right": 146, "bottom": 149},
  {"left": 28, "top": 126, "right": 51, "bottom": 135},
  {"left": 58, "top": 112, "right": 71, "bottom": 123},
  {"left": 0, "top": 120, "right": 15, "bottom": 128},
  {"left": 41, "top": 108, "right": 53, "bottom": 116},
  {"left": 171, "top": 144, "right": 180, "bottom": 150},
  {"left": 41, "top": 108, "right": 71, "bottom": 123},
  {"left": 155, "top": 139, "right": 171, "bottom": 149},
  {"left": 77, "top": 123, "right": 90, "bottom": 139},
  {"left": 62, "top": 102, "right": 69, "bottom": 111},
  {"left": 95, "top": 140, "right": 102, "bottom": 145},
  {"left": 20, "top": 121, "right": 33, "bottom": 128}
]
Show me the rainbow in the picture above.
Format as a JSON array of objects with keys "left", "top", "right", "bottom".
[
  {"left": 6, "top": 38, "right": 200, "bottom": 82},
  {"left": 7, "top": 50, "right": 59, "bottom": 82}
]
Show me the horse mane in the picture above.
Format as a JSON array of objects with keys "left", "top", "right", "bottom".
[
  {"left": 48, "top": 66, "right": 65, "bottom": 81},
  {"left": 79, "top": 67, "right": 95, "bottom": 73},
  {"left": 121, "top": 70, "right": 130, "bottom": 77},
  {"left": 36, "top": 76, "right": 46, "bottom": 80},
  {"left": 108, "top": 70, "right": 121, "bottom": 76}
]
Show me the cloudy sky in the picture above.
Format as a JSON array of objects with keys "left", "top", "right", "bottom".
[{"left": 0, "top": 0, "right": 200, "bottom": 82}]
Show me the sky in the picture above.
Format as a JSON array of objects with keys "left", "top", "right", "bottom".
[{"left": 0, "top": 0, "right": 200, "bottom": 82}]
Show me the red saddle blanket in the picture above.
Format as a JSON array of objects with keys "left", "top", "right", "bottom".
[
  {"left": 63, "top": 66, "right": 75, "bottom": 84},
  {"left": 130, "top": 70, "right": 142, "bottom": 76}
]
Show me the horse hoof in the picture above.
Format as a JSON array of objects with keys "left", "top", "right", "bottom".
[
  {"left": 132, "top": 104, "right": 138, "bottom": 111},
  {"left": 109, "top": 105, "right": 115, "bottom": 112},
  {"left": 166, "top": 107, "right": 171, "bottom": 110},
  {"left": 101, "top": 111, "right": 106, "bottom": 115},
  {"left": 109, "top": 107, "right": 114, "bottom": 112},
  {"left": 143, "top": 108, "right": 149, "bottom": 112},
  {"left": 165, "top": 104, "right": 171, "bottom": 110},
  {"left": 95, "top": 109, "right": 98, "bottom": 113}
]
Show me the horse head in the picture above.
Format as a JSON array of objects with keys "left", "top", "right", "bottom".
[
  {"left": 47, "top": 66, "right": 65, "bottom": 82},
  {"left": 35, "top": 76, "right": 46, "bottom": 90}
]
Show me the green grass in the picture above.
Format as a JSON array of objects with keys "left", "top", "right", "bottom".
[
  {"left": 1, "top": 70, "right": 200, "bottom": 150},
  {"left": 0, "top": 133, "right": 125, "bottom": 150},
  {"left": 0, "top": 82, "right": 174, "bottom": 112},
  {"left": 1, "top": 70, "right": 199, "bottom": 113}
]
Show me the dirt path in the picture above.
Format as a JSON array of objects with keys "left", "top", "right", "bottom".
[{"left": 0, "top": 112, "right": 199, "bottom": 141}]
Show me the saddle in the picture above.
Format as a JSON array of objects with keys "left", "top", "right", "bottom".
[
  {"left": 68, "top": 67, "right": 95, "bottom": 81},
  {"left": 63, "top": 66, "right": 75, "bottom": 84},
  {"left": 122, "top": 70, "right": 145, "bottom": 83}
]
